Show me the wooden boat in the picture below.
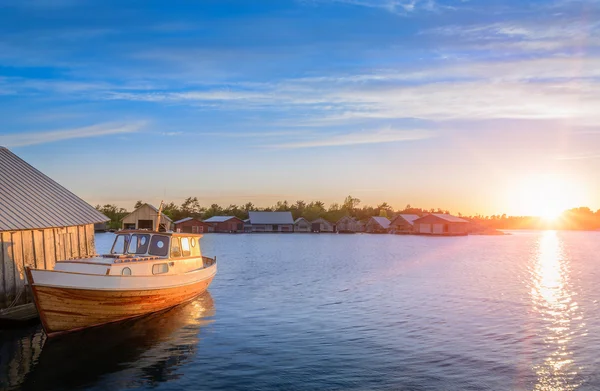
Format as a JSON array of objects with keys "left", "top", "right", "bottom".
[{"left": 26, "top": 228, "right": 217, "bottom": 337}]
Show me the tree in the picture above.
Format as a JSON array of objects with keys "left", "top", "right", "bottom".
[
  {"left": 342, "top": 195, "right": 361, "bottom": 214},
  {"left": 96, "top": 204, "right": 129, "bottom": 229},
  {"left": 181, "top": 197, "right": 203, "bottom": 217}
]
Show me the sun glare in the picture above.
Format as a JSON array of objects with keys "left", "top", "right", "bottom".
[{"left": 512, "top": 175, "right": 582, "bottom": 219}]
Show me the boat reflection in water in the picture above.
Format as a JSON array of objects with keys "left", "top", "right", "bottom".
[
  {"left": 1, "top": 292, "right": 215, "bottom": 391},
  {"left": 530, "top": 231, "right": 584, "bottom": 391}
]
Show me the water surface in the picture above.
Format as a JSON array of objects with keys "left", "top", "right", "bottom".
[{"left": 2, "top": 231, "right": 600, "bottom": 390}]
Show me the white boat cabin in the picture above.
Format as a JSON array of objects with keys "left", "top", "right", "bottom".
[{"left": 53, "top": 231, "right": 211, "bottom": 278}]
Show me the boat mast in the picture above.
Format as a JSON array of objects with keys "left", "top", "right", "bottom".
[{"left": 155, "top": 200, "right": 164, "bottom": 232}]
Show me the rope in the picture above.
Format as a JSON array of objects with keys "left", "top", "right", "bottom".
[{"left": 0, "top": 284, "right": 26, "bottom": 314}]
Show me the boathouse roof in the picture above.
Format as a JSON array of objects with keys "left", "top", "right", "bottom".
[
  {"left": 248, "top": 211, "right": 294, "bottom": 225},
  {"left": 417, "top": 213, "right": 469, "bottom": 223},
  {"left": 203, "top": 215, "right": 241, "bottom": 223},
  {"left": 0, "top": 147, "right": 109, "bottom": 231},
  {"left": 392, "top": 214, "right": 421, "bottom": 226},
  {"left": 370, "top": 216, "right": 391, "bottom": 229}
]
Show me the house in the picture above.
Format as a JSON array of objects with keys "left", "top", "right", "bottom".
[
  {"left": 247, "top": 211, "right": 294, "bottom": 232},
  {"left": 0, "top": 147, "right": 109, "bottom": 311},
  {"left": 336, "top": 216, "right": 360, "bottom": 233},
  {"left": 389, "top": 214, "right": 420, "bottom": 234},
  {"left": 311, "top": 217, "right": 335, "bottom": 233},
  {"left": 203, "top": 216, "right": 245, "bottom": 233},
  {"left": 174, "top": 217, "right": 210, "bottom": 234},
  {"left": 365, "top": 216, "right": 391, "bottom": 233},
  {"left": 413, "top": 214, "right": 469, "bottom": 236},
  {"left": 121, "top": 203, "right": 173, "bottom": 232},
  {"left": 294, "top": 217, "right": 312, "bottom": 233}
]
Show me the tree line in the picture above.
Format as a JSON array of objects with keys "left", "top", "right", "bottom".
[
  {"left": 95, "top": 196, "right": 451, "bottom": 229},
  {"left": 95, "top": 198, "right": 600, "bottom": 231}
]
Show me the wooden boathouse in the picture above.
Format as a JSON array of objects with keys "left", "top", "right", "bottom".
[
  {"left": 0, "top": 147, "right": 108, "bottom": 313},
  {"left": 174, "top": 217, "right": 210, "bottom": 233},
  {"left": 121, "top": 203, "right": 173, "bottom": 232},
  {"left": 413, "top": 213, "right": 469, "bottom": 236}
]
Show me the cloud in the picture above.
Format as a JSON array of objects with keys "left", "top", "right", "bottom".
[
  {"left": 267, "top": 127, "right": 433, "bottom": 148},
  {"left": 303, "top": 0, "right": 447, "bottom": 13},
  {"left": 0, "top": 122, "right": 145, "bottom": 147}
]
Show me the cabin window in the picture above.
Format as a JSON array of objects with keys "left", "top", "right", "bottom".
[
  {"left": 180, "top": 237, "right": 191, "bottom": 257},
  {"left": 111, "top": 234, "right": 129, "bottom": 254},
  {"left": 148, "top": 235, "right": 169, "bottom": 256},
  {"left": 122, "top": 267, "right": 132, "bottom": 276},
  {"left": 153, "top": 263, "right": 169, "bottom": 274},
  {"left": 170, "top": 237, "right": 182, "bottom": 258},
  {"left": 127, "top": 234, "right": 150, "bottom": 254}
]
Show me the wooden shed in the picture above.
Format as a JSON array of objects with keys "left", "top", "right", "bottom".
[
  {"left": 336, "top": 216, "right": 359, "bottom": 233},
  {"left": 365, "top": 216, "right": 391, "bottom": 233},
  {"left": 294, "top": 217, "right": 312, "bottom": 233},
  {"left": 121, "top": 203, "right": 173, "bottom": 231},
  {"left": 203, "top": 216, "right": 244, "bottom": 233},
  {"left": 389, "top": 214, "right": 420, "bottom": 234},
  {"left": 311, "top": 217, "right": 335, "bottom": 233},
  {"left": 247, "top": 212, "right": 294, "bottom": 232},
  {"left": 174, "top": 217, "right": 210, "bottom": 234},
  {"left": 413, "top": 214, "right": 469, "bottom": 236},
  {"left": 0, "top": 147, "right": 108, "bottom": 311}
]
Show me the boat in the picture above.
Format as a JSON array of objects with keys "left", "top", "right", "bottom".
[{"left": 26, "top": 216, "right": 217, "bottom": 337}]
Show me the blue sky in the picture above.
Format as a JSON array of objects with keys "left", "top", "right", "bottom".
[{"left": 1, "top": 0, "right": 599, "bottom": 215}]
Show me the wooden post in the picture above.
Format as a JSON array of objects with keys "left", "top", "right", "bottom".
[{"left": 155, "top": 201, "right": 164, "bottom": 232}]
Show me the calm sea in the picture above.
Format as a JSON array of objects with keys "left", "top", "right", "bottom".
[{"left": 2, "top": 231, "right": 600, "bottom": 390}]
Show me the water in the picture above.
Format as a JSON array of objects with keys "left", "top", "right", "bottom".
[{"left": 2, "top": 231, "right": 600, "bottom": 390}]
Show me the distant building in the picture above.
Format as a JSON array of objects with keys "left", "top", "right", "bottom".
[
  {"left": 336, "top": 216, "right": 360, "bottom": 233},
  {"left": 413, "top": 214, "right": 469, "bottom": 236},
  {"left": 365, "top": 216, "right": 391, "bottom": 233},
  {"left": 294, "top": 217, "right": 312, "bottom": 233},
  {"left": 247, "top": 211, "right": 294, "bottom": 232},
  {"left": 203, "top": 216, "right": 244, "bottom": 233},
  {"left": 311, "top": 217, "right": 335, "bottom": 233},
  {"left": 174, "top": 217, "right": 210, "bottom": 234},
  {"left": 0, "top": 147, "right": 108, "bottom": 310},
  {"left": 94, "top": 222, "right": 109, "bottom": 232},
  {"left": 389, "top": 214, "right": 420, "bottom": 234},
  {"left": 121, "top": 203, "right": 173, "bottom": 231}
]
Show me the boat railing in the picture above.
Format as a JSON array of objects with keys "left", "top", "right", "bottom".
[{"left": 202, "top": 256, "right": 216, "bottom": 268}]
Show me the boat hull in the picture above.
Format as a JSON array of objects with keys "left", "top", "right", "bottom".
[{"left": 26, "top": 268, "right": 215, "bottom": 337}]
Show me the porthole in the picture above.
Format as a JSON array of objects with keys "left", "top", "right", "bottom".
[
  {"left": 191, "top": 238, "right": 196, "bottom": 247},
  {"left": 122, "top": 267, "right": 132, "bottom": 276}
]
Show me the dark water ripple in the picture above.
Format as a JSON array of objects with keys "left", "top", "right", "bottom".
[{"left": 2, "top": 230, "right": 600, "bottom": 390}]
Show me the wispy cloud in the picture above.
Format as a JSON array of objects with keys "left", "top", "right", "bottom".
[
  {"left": 267, "top": 127, "right": 433, "bottom": 148},
  {"left": 304, "top": 0, "right": 447, "bottom": 13},
  {"left": 0, "top": 121, "right": 145, "bottom": 147}
]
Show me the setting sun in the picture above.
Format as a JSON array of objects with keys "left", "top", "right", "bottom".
[{"left": 511, "top": 175, "right": 584, "bottom": 219}]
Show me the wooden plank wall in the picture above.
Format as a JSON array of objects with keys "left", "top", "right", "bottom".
[{"left": 0, "top": 224, "right": 96, "bottom": 310}]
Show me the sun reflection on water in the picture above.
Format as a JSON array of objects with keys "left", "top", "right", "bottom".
[{"left": 531, "top": 231, "right": 583, "bottom": 391}]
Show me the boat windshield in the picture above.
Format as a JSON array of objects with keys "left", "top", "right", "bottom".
[
  {"left": 111, "top": 234, "right": 129, "bottom": 254},
  {"left": 127, "top": 234, "right": 151, "bottom": 254}
]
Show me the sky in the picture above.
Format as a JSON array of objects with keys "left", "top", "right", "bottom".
[{"left": 1, "top": 0, "right": 599, "bottom": 216}]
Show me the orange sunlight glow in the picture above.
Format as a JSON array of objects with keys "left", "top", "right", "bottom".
[{"left": 511, "top": 175, "right": 583, "bottom": 219}]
